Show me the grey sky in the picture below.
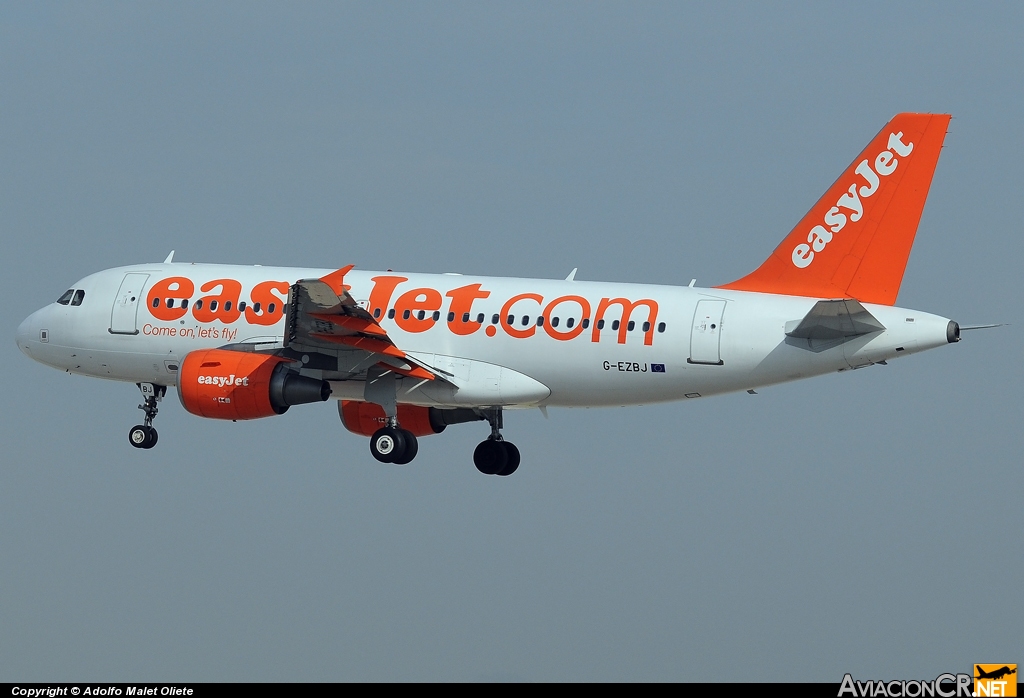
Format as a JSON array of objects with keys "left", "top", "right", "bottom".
[{"left": 1, "top": 2, "right": 1020, "bottom": 681}]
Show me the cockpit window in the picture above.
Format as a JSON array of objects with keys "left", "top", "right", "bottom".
[
  {"left": 57, "top": 290, "right": 74, "bottom": 305},
  {"left": 70, "top": 290, "right": 85, "bottom": 306}
]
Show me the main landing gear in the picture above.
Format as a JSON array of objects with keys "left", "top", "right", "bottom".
[
  {"left": 129, "top": 382, "right": 165, "bottom": 449},
  {"left": 365, "top": 366, "right": 419, "bottom": 465},
  {"left": 364, "top": 406, "right": 521, "bottom": 475},
  {"left": 473, "top": 409, "right": 520, "bottom": 477},
  {"left": 369, "top": 422, "right": 419, "bottom": 465}
]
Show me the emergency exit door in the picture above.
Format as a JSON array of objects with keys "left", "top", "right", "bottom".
[{"left": 688, "top": 299, "right": 726, "bottom": 365}]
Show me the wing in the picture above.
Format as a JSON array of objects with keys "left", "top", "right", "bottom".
[{"left": 279, "top": 265, "right": 442, "bottom": 382}]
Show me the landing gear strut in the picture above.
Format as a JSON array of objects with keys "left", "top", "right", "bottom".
[
  {"left": 369, "top": 419, "right": 419, "bottom": 465},
  {"left": 473, "top": 408, "right": 520, "bottom": 476},
  {"left": 365, "top": 366, "right": 419, "bottom": 465},
  {"left": 128, "top": 383, "right": 165, "bottom": 449}
]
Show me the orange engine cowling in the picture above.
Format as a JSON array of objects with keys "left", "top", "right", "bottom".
[
  {"left": 339, "top": 400, "right": 449, "bottom": 437},
  {"left": 178, "top": 348, "right": 331, "bottom": 420}
]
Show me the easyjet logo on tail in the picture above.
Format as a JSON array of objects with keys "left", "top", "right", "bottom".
[{"left": 792, "top": 131, "right": 915, "bottom": 269}]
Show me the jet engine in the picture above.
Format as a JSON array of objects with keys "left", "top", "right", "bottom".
[{"left": 178, "top": 348, "right": 331, "bottom": 420}]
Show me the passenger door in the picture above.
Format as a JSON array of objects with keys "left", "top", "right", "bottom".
[{"left": 109, "top": 273, "right": 150, "bottom": 335}]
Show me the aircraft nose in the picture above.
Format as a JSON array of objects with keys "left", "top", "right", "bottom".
[{"left": 16, "top": 308, "right": 44, "bottom": 356}]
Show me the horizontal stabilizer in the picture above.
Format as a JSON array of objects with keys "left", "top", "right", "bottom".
[{"left": 785, "top": 299, "right": 885, "bottom": 340}]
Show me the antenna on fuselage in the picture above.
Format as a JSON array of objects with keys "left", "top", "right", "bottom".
[
  {"left": 163, "top": 251, "right": 175, "bottom": 264},
  {"left": 565, "top": 268, "right": 578, "bottom": 281}
]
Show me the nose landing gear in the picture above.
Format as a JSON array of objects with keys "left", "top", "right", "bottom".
[
  {"left": 473, "top": 408, "right": 520, "bottom": 476},
  {"left": 129, "top": 383, "right": 165, "bottom": 449}
]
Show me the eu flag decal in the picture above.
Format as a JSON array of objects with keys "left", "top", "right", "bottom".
[{"left": 651, "top": 363, "right": 666, "bottom": 373}]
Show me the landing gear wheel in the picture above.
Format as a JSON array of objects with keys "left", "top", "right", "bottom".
[
  {"left": 392, "top": 430, "right": 418, "bottom": 465},
  {"left": 497, "top": 442, "right": 520, "bottom": 476},
  {"left": 474, "top": 439, "right": 508, "bottom": 475},
  {"left": 129, "top": 425, "right": 148, "bottom": 449},
  {"left": 129, "top": 425, "right": 157, "bottom": 449},
  {"left": 370, "top": 426, "right": 406, "bottom": 463},
  {"left": 130, "top": 383, "right": 165, "bottom": 450}
]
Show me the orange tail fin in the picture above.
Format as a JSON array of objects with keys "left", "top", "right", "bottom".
[{"left": 717, "top": 113, "right": 950, "bottom": 305}]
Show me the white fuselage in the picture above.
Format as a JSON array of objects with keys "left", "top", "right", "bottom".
[{"left": 16, "top": 263, "right": 955, "bottom": 409}]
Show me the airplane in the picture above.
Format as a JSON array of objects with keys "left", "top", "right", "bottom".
[
  {"left": 16, "top": 112, "right": 966, "bottom": 476},
  {"left": 975, "top": 666, "right": 1017, "bottom": 681}
]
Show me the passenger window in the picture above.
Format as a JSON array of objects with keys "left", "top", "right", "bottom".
[
  {"left": 612, "top": 320, "right": 619, "bottom": 331},
  {"left": 417, "top": 310, "right": 425, "bottom": 320},
  {"left": 152, "top": 297, "right": 161, "bottom": 308},
  {"left": 71, "top": 290, "right": 85, "bottom": 306},
  {"left": 566, "top": 317, "right": 575, "bottom": 328},
  {"left": 521, "top": 316, "right": 530, "bottom": 326},
  {"left": 448, "top": 312, "right": 455, "bottom": 322},
  {"left": 57, "top": 290, "right": 74, "bottom": 305},
  {"left": 373, "top": 307, "right": 381, "bottom": 318},
  {"left": 388, "top": 309, "right": 395, "bottom": 319},
  {"left": 403, "top": 310, "right": 411, "bottom": 320},
  {"left": 462, "top": 312, "right": 470, "bottom": 323},
  {"left": 252, "top": 302, "right": 260, "bottom": 313},
  {"left": 210, "top": 300, "right": 219, "bottom": 311},
  {"left": 267, "top": 302, "right": 276, "bottom": 314},
  {"left": 642, "top": 321, "right": 650, "bottom": 332},
  {"left": 551, "top": 317, "right": 559, "bottom": 328},
  {"left": 224, "top": 300, "right": 232, "bottom": 311},
  {"left": 167, "top": 298, "right": 175, "bottom": 308},
  {"left": 582, "top": 318, "right": 590, "bottom": 329},
  {"left": 657, "top": 322, "right": 666, "bottom": 333},
  {"left": 627, "top": 320, "right": 635, "bottom": 331},
  {"left": 597, "top": 319, "right": 605, "bottom": 330},
  {"left": 536, "top": 316, "right": 544, "bottom": 327},
  {"left": 182, "top": 299, "right": 189, "bottom": 310},
  {"left": 195, "top": 300, "right": 203, "bottom": 310},
  {"left": 432, "top": 311, "right": 440, "bottom": 321},
  {"left": 507, "top": 314, "right": 514, "bottom": 325},
  {"left": 476, "top": 313, "right": 484, "bottom": 323},
  {"left": 491, "top": 314, "right": 499, "bottom": 324},
  {"left": 238, "top": 301, "right": 246, "bottom": 311}
]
